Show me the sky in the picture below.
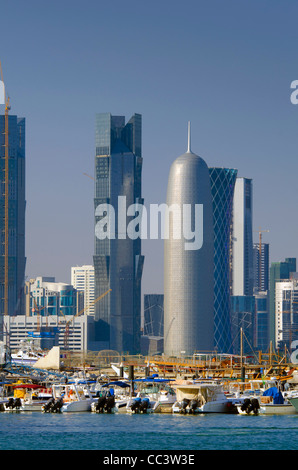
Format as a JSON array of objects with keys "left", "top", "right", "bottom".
[{"left": 1, "top": 0, "right": 298, "bottom": 296}]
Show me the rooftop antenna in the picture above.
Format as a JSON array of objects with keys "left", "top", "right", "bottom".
[{"left": 187, "top": 121, "right": 191, "bottom": 153}]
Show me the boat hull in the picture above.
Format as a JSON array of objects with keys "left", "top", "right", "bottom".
[{"left": 62, "top": 399, "right": 95, "bottom": 412}]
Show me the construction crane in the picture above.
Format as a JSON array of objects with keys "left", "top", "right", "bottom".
[
  {"left": 32, "top": 297, "right": 46, "bottom": 332},
  {"left": 0, "top": 61, "right": 10, "bottom": 316},
  {"left": 63, "top": 288, "right": 112, "bottom": 350},
  {"left": 254, "top": 227, "right": 269, "bottom": 291}
]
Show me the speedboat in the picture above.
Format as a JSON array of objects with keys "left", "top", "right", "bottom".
[
  {"left": 172, "top": 380, "right": 238, "bottom": 414},
  {"left": 91, "top": 381, "right": 131, "bottom": 413},
  {"left": 235, "top": 387, "right": 297, "bottom": 415},
  {"left": 126, "top": 376, "right": 177, "bottom": 414},
  {"left": 4, "top": 383, "right": 52, "bottom": 412},
  {"left": 46, "top": 382, "right": 96, "bottom": 412}
]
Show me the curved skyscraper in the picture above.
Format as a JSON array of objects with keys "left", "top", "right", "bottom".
[
  {"left": 164, "top": 124, "right": 214, "bottom": 356},
  {"left": 209, "top": 167, "right": 237, "bottom": 353}
]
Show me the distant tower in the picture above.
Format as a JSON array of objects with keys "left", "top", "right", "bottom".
[
  {"left": 164, "top": 123, "right": 214, "bottom": 356},
  {"left": 232, "top": 177, "right": 254, "bottom": 296},
  {"left": 93, "top": 113, "right": 144, "bottom": 354},
  {"left": 0, "top": 114, "right": 26, "bottom": 318},
  {"left": 209, "top": 167, "right": 237, "bottom": 353}
]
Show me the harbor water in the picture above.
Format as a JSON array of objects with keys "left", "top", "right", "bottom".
[{"left": 1, "top": 412, "right": 298, "bottom": 450}]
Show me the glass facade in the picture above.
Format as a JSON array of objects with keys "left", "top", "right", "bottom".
[
  {"left": 269, "top": 258, "right": 296, "bottom": 344},
  {"left": 94, "top": 113, "right": 144, "bottom": 354},
  {"left": 209, "top": 168, "right": 237, "bottom": 353},
  {"left": 253, "top": 243, "right": 269, "bottom": 292},
  {"left": 0, "top": 115, "right": 26, "bottom": 321}
]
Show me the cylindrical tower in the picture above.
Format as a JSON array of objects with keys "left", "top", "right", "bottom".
[{"left": 164, "top": 124, "right": 214, "bottom": 356}]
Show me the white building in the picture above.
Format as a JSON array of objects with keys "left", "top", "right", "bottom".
[
  {"left": 232, "top": 177, "right": 254, "bottom": 296},
  {"left": 275, "top": 278, "right": 298, "bottom": 349},
  {"left": 71, "top": 265, "right": 95, "bottom": 315},
  {"left": 3, "top": 314, "right": 96, "bottom": 352}
]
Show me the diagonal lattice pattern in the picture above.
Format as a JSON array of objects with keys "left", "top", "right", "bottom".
[{"left": 209, "top": 168, "right": 237, "bottom": 353}]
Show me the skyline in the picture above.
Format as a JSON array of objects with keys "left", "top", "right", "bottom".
[{"left": 1, "top": 1, "right": 298, "bottom": 296}]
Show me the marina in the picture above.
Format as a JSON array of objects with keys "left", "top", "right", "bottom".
[{"left": 1, "top": 342, "right": 298, "bottom": 450}]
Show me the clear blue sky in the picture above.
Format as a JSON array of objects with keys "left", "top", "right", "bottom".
[{"left": 1, "top": 0, "right": 298, "bottom": 294}]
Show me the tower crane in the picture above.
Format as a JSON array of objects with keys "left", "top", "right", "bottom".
[{"left": 0, "top": 61, "right": 10, "bottom": 316}]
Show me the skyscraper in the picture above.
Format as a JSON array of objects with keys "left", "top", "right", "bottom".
[
  {"left": 232, "top": 177, "right": 253, "bottom": 296},
  {"left": 253, "top": 242, "right": 269, "bottom": 292},
  {"left": 209, "top": 167, "right": 237, "bottom": 353},
  {"left": 93, "top": 113, "right": 144, "bottom": 354},
  {"left": 164, "top": 125, "right": 214, "bottom": 356},
  {"left": 269, "top": 258, "right": 296, "bottom": 345},
  {"left": 0, "top": 114, "right": 26, "bottom": 321}
]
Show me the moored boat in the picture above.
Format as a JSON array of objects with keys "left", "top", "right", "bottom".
[{"left": 172, "top": 380, "right": 238, "bottom": 414}]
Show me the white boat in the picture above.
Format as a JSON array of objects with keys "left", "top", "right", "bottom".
[
  {"left": 46, "top": 382, "right": 96, "bottom": 412},
  {"left": 10, "top": 340, "right": 46, "bottom": 366},
  {"left": 235, "top": 386, "right": 298, "bottom": 415},
  {"left": 172, "top": 381, "right": 238, "bottom": 414},
  {"left": 91, "top": 381, "right": 131, "bottom": 413},
  {"left": 126, "top": 377, "right": 177, "bottom": 414},
  {"left": 4, "top": 384, "right": 52, "bottom": 412}
]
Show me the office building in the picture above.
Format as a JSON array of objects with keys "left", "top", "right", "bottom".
[
  {"left": 71, "top": 265, "right": 95, "bottom": 315},
  {"left": 253, "top": 242, "right": 269, "bottom": 293},
  {"left": 254, "top": 291, "right": 269, "bottom": 352},
  {"left": 232, "top": 178, "right": 254, "bottom": 296},
  {"left": 209, "top": 167, "right": 237, "bottom": 353},
  {"left": 164, "top": 125, "right": 214, "bottom": 356},
  {"left": 3, "top": 313, "right": 95, "bottom": 351},
  {"left": 0, "top": 114, "right": 26, "bottom": 321},
  {"left": 275, "top": 277, "right": 298, "bottom": 350},
  {"left": 28, "top": 276, "right": 80, "bottom": 317},
  {"left": 93, "top": 113, "right": 144, "bottom": 354},
  {"left": 269, "top": 258, "right": 296, "bottom": 345}
]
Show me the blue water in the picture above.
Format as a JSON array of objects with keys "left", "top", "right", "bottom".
[{"left": 0, "top": 412, "right": 298, "bottom": 450}]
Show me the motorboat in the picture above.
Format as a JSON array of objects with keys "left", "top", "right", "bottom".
[
  {"left": 91, "top": 381, "right": 131, "bottom": 413},
  {"left": 235, "top": 386, "right": 298, "bottom": 415},
  {"left": 126, "top": 376, "right": 177, "bottom": 414},
  {"left": 10, "top": 340, "right": 46, "bottom": 366},
  {"left": 4, "top": 383, "right": 52, "bottom": 412},
  {"left": 44, "top": 382, "right": 96, "bottom": 412},
  {"left": 172, "top": 380, "right": 238, "bottom": 414}
]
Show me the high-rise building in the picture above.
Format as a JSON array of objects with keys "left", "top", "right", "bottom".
[
  {"left": 0, "top": 114, "right": 26, "bottom": 321},
  {"left": 253, "top": 242, "right": 269, "bottom": 292},
  {"left": 232, "top": 177, "right": 253, "bottom": 297},
  {"left": 164, "top": 125, "right": 214, "bottom": 356},
  {"left": 71, "top": 265, "right": 95, "bottom": 315},
  {"left": 275, "top": 277, "right": 298, "bottom": 350},
  {"left": 209, "top": 167, "right": 237, "bottom": 353},
  {"left": 93, "top": 113, "right": 144, "bottom": 354},
  {"left": 269, "top": 258, "right": 296, "bottom": 345}
]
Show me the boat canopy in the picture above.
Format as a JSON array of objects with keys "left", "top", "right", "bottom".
[
  {"left": 262, "top": 387, "right": 284, "bottom": 404},
  {"left": 102, "top": 381, "right": 130, "bottom": 388}
]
